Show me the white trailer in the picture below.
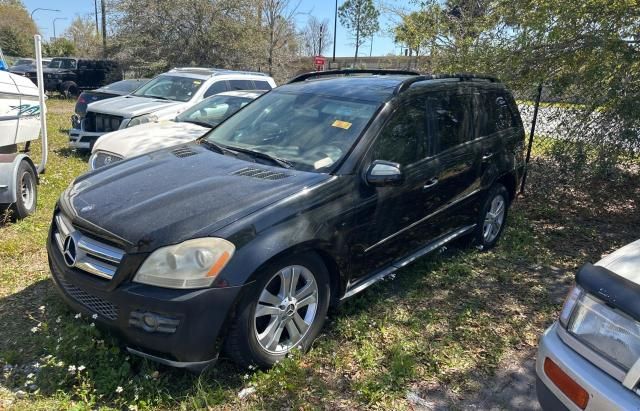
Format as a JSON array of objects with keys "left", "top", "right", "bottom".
[{"left": 0, "top": 35, "right": 48, "bottom": 219}]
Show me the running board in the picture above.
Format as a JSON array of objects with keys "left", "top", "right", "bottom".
[{"left": 341, "top": 224, "right": 476, "bottom": 301}]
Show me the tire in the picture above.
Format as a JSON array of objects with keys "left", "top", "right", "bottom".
[
  {"left": 10, "top": 161, "right": 37, "bottom": 220},
  {"left": 60, "top": 81, "right": 79, "bottom": 98},
  {"left": 223, "top": 252, "right": 330, "bottom": 368},
  {"left": 472, "top": 183, "right": 509, "bottom": 250}
]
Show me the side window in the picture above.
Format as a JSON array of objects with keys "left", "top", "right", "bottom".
[
  {"left": 371, "top": 99, "right": 427, "bottom": 166},
  {"left": 228, "top": 79, "right": 254, "bottom": 90},
  {"left": 427, "top": 92, "right": 472, "bottom": 152},
  {"left": 203, "top": 81, "right": 229, "bottom": 98},
  {"left": 481, "top": 92, "right": 515, "bottom": 135},
  {"left": 254, "top": 80, "right": 272, "bottom": 90}
]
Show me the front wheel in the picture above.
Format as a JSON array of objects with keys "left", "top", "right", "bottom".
[
  {"left": 224, "top": 253, "right": 330, "bottom": 368},
  {"left": 472, "top": 183, "right": 509, "bottom": 250}
]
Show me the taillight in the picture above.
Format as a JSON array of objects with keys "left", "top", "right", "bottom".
[{"left": 77, "top": 95, "right": 86, "bottom": 103}]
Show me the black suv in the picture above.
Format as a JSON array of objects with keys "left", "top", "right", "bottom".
[
  {"left": 47, "top": 70, "right": 525, "bottom": 370},
  {"left": 26, "top": 57, "right": 121, "bottom": 96}
]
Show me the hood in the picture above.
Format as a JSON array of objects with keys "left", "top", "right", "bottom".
[
  {"left": 67, "top": 143, "right": 329, "bottom": 252},
  {"left": 596, "top": 239, "right": 640, "bottom": 285},
  {"left": 86, "top": 95, "right": 186, "bottom": 118},
  {"left": 93, "top": 120, "right": 209, "bottom": 159}
]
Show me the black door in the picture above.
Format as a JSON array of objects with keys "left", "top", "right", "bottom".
[{"left": 349, "top": 92, "right": 443, "bottom": 278}]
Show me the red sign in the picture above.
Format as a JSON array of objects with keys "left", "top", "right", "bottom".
[{"left": 314, "top": 56, "right": 326, "bottom": 66}]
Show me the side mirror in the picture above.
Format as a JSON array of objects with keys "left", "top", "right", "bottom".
[{"left": 365, "top": 160, "right": 404, "bottom": 187}]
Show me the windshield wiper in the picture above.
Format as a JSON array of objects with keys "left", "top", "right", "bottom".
[
  {"left": 181, "top": 119, "right": 213, "bottom": 128},
  {"left": 226, "top": 146, "right": 294, "bottom": 169},
  {"left": 198, "top": 139, "right": 227, "bottom": 155},
  {"left": 143, "top": 95, "right": 171, "bottom": 101}
]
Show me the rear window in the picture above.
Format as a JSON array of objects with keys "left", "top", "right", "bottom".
[
  {"left": 479, "top": 91, "right": 516, "bottom": 135},
  {"left": 254, "top": 80, "right": 272, "bottom": 90}
]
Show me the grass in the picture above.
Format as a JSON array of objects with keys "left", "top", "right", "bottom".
[{"left": 1, "top": 99, "right": 639, "bottom": 409}]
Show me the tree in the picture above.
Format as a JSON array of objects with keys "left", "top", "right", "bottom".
[
  {"left": 65, "top": 16, "right": 101, "bottom": 58},
  {"left": 0, "top": 0, "right": 38, "bottom": 56},
  {"left": 43, "top": 38, "right": 75, "bottom": 57},
  {"left": 338, "top": 0, "right": 379, "bottom": 63},
  {"left": 262, "top": 0, "right": 299, "bottom": 75},
  {"left": 300, "top": 16, "right": 332, "bottom": 56}
]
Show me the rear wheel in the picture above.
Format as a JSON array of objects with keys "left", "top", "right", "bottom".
[
  {"left": 471, "top": 183, "right": 509, "bottom": 250},
  {"left": 224, "top": 252, "right": 330, "bottom": 368},
  {"left": 60, "top": 81, "right": 79, "bottom": 98},
  {"left": 11, "top": 161, "right": 37, "bottom": 220}
]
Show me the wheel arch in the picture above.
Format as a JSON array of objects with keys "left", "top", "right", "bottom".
[
  {"left": 495, "top": 171, "right": 517, "bottom": 202},
  {"left": 0, "top": 154, "right": 38, "bottom": 204}
]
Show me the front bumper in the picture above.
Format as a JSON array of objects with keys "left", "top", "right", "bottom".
[
  {"left": 69, "top": 128, "right": 105, "bottom": 149},
  {"left": 536, "top": 322, "right": 640, "bottom": 410},
  {"left": 46, "top": 226, "right": 244, "bottom": 371}
]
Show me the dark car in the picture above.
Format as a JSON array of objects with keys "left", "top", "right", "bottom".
[
  {"left": 25, "top": 57, "right": 122, "bottom": 97},
  {"left": 47, "top": 70, "right": 525, "bottom": 370},
  {"left": 71, "top": 79, "right": 149, "bottom": 129}
]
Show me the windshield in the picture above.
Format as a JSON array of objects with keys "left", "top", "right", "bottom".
[
  {"left": 14, "top": 59, "right": 33, "bottom": 66},
  {"left": 205, "top": 91, "right": 380, "bottom": 172},
  {"left": 176, "top": 94, "right": 255, "bottom": 128},
  {"left": 49, "top": 58, "right": 76, "bottom": 69},
  {"left": 132, "top": 75, "right": 204, "bottom": 102}
]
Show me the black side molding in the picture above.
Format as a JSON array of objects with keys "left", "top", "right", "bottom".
[{"left": 576, "top": 263, "right": 640, "bottom": 322}]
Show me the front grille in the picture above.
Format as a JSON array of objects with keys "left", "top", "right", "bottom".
[
  {"left": 52, "top": 213, "right": 124, "bottom": 280},
  {"left": 57, "top": 277, "right": 118, "bottom": 320},
  {"left": 231, "top": 167, "right": 290, "bottom": 180},
  {"left": 84, "top": 112, "right": 124, "bottom": 132}
]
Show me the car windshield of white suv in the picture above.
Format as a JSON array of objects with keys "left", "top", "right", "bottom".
[
  {"left": 132, "top": 75, "right": 204, "bottom": 102},
  {"left": 204, "top": 91, "right": 380, "bottom": 172},
  {"left": 48, "top": 58, "right": 76, "bottom": 69},
  {"left": 176, "top": 95, "right": 254, "bottom": 128}
]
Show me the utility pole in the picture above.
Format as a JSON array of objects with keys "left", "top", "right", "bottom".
[
  {"left": 52, "top": 17, "right": 67, "bottom": 39},
  {"left": 369, "top": 33, "right": 373, "bottom": 56},
  {"left": 94, "top": 0, "right": 100, "bottom": 36},
  {"left": 332, "top": 0, "right": 337, "bottom": 63},
  {"left": 101, "top": 0, "right": 107, "bottom": 57},
  {"left": 319, "top": 23, "right": 323, "bottom": 56}
]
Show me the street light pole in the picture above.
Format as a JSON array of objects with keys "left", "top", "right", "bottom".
[
  {"left": 53, "top": 17, "right": 67, "bottom": 39},
  {"left": 332, "top": 0, "right": 337, "bottom": 63},
  {"left": 31, "top": 8, "right": 60, "bottom": 20},
  {"left": 94, "top": 0, "right": 100, "bottom": 36}
]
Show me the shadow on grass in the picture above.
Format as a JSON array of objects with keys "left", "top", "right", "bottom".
[{"left": 54, "top": 146, "right": 91, "bottom": 162}]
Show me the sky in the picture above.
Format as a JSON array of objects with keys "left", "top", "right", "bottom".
[{"left": 22, "top": 0, "right": 417, "bottom": 58}]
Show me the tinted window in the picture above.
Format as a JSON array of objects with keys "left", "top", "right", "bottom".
[
  {"left": 479, "top": 91, "right": 515, "bottom": 135},
  {"left": 371, "top": 99, "right": 427, "bottom": 166},
  {"left": 204, "top": 81, "right": 229, "bottom": 98},
  {"left": 132, "top": 75, "right": 204, "bottom": 102},
  {"left": 254, "top": 80, "right": 272, "bottom": 90},
  {"left": 176, "top": 95, "right": 254, "bottom": 128},
  {"left": 228, "top": 79, "right": 254, "bottom": 90},
  {"left": 427, "top": 92, "right": 472, "bottom": 152}
]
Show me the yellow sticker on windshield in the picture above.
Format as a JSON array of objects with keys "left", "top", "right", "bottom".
[
  {"left": 332, "top": 120, "right": 352, "bottom": 130},
  {"left": 193, "top": 80, "right": 202, "bottom": 84}
]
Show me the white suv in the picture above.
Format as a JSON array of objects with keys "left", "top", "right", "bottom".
[{"left": 68, "top": 67, "right": 276, "bottom": 150}]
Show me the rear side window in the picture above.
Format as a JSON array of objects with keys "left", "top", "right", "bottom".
[
  {"left": 479, "top": 91, "right": 516, "bottom": 135},
  {"left": 427, "top": 92, "right": 472, "bottom": 152},
  {"left": 204, "top": 81, "right": 229, "bottom": 98},
  {"left": 254, "top": 80, "right": 272, "bottom": 90},
  {"left": 371, "top": 98, "right": 427, "bottom": 166},
  {"left": 228, "top": 79, "right": 255, "bottom": 90}
]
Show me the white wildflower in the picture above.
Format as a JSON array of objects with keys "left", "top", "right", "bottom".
[
  {"left": 27, "top": 373, "right": 34, "bottom": 379},
  {"left": 68, "top": 365, "right": 76, "bottom": 374},
  {"left": 91, "top": 313, "right": 98, "bottom": 320},
  {"left": 78, "top": 365, "right": 85, "bottom": 372},
  {"left": 38, "top": 306, "right": 45, "bottom": 312},
  {"left": 74, "top": 313, "right": 81, "bottom": 319},
  {"left": 30, "top": 327, "right": 38, "bottom": 333},
  {"left": 90, "top": 322, "right": 95, "bottom": 327},
  {"left": 115, "top": 386, "right": 123, "bottom": 394},
  {"left": 55, "top": 317, "right": 61, "bottom": 324}
]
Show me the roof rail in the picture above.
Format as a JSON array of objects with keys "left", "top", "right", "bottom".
[
  {"left": 288, "top": 69, "right": 420, "bottom": 83},
  {"left": 170, "top": 67, "right": 268, "bottom": 77},
  {"left": 396, "top": 73, "right": 500, "bottom": 93},
  {"left": 215, "top": 69, "right": 268, "bottom": 77}
]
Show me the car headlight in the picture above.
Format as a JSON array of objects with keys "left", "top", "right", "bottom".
[
  {"left": 133, "top": 238, "right": 235, "bottom": 289},
  {"left": 127, "top": 114, "right": 158, "bottom": 128},
  {"left": 565, "top": 290, "right": 640, "bottom": 370},
  {"left": 89, "top": 151, "right": 124, "bottom": 170}
]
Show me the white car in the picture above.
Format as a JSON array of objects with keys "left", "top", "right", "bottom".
[
  {"left": 70, "top": 67, "right": 275, "bottom": 150},
  {"left": 536, "top": 239, "right": 640, "bottom": 410},
  {"left": 89, "top": 90, "right": 264, "bottom": 170}
]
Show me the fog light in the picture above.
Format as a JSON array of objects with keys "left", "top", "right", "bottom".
[{"left": 129, "top": 310, "right": 180, "bottom": 334}]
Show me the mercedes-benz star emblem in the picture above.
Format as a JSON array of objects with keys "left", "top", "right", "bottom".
[{"left": 62, "top": 235, "right": 77, "bottom": 267}]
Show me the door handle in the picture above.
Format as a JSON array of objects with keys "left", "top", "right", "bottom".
[
  {"left": 482, "top": 152, "right": 495, "bottom": 161},
  {"left": 423, "top": 178, "right": 438, "bottom": 190}
]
